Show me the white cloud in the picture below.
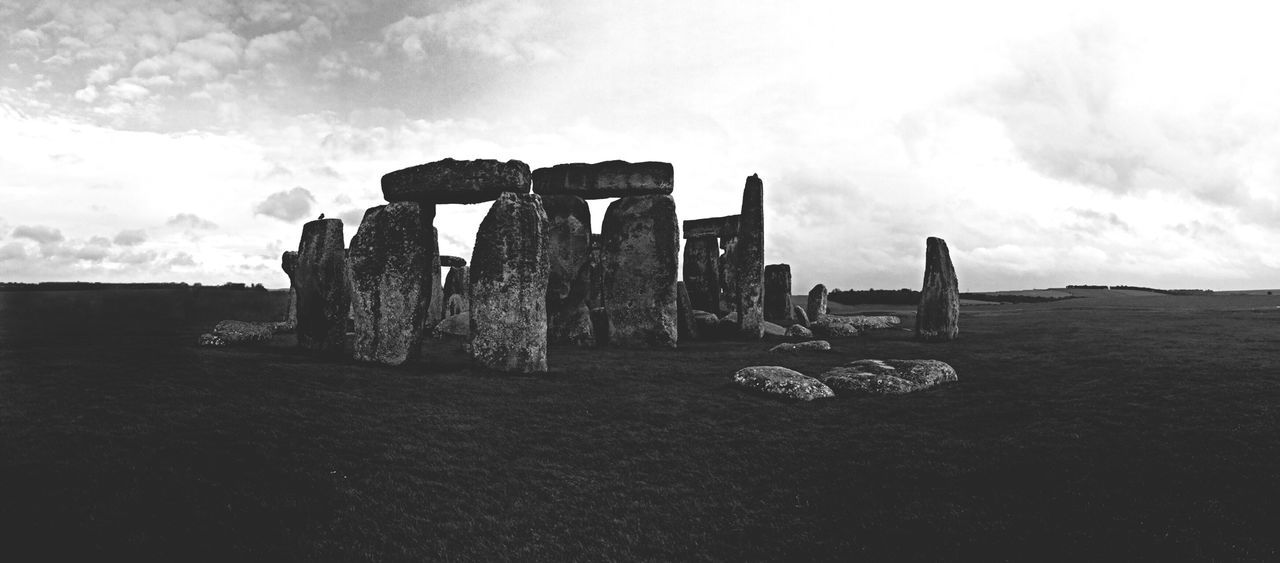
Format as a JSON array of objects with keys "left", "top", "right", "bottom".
[
  {"left": 12, "top": 224, "right": 64, "bottom": 244},
  {"left": 113, "top": 229, "right": 147, "bottom": 246},
  {"left": 383, "top": 1, "right": 562, "bottom": 63},
  {"left": 254, "top": 186, "right": 316, "bottom": 222},
  {"left": 9, "top": 28, "right": 44, "bottom": 47},
  {"left": 166, "top": 213, "right": 218, "bottom": 230}
]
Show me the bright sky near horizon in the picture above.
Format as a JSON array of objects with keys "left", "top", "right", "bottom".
[{"left": 2, "top": 0, "right": 1280, "bottom": 291}]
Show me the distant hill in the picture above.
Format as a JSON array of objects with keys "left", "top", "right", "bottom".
[{"left": 0, "top": 282, "right": 270, "bottom": 292}]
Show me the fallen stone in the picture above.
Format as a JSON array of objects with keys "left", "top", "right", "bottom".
[
  {"left": 769, "top": 340, "right": 831, "bottom": 353},
  {"left": 916, "top": 236, "right": 960, "bottom": 341},
  {"left": 764, "top": 263, "right": 794, "bottom": 325},
  {"left": 809, "top": 318, "right": 862, "bottom": 338},
  {"left": 295, "top": 218, "right": 348, "bottom": 352},
  {"left": 762, "top": 320, "right": 786, "bottom": 337},
  {"left": 469, "top": 192, "right": 550, "bottom": 373},
  {"left": 736, "top": 174, "right": 765, "bottom": 339},
  {"left": 806, "top": 284, "right": 828, "bottom": 321},
  {"left": 600, "top": 194, "right": 679, "bottom": 348},
  {"left": 820, "top": 359, "right": 958, "bottom": 395},
  {"left": 793, "top": 306, "right": 810, "bottom": 327},
  {"left": 784, "top": 324, "right": 813, "bottom": 338},
  {"left": 433, "top": 312, "right": 470, "bottom": 338},
  {"left": 733, "top": 366, "right": 834, "bottom": 401},
  {"left": 198, "top": 333, "right": 226, "bottom": 347},
  {"left": 382, "top": 158, "right": 530, "bottom": 204},
  {"left": 819, "top": 314, "right": 901, "bottom": 330},
  {"left": 347, "top": 202, "right": 433, "bottom": 365},
  {"left": 440, "top": 255, "right": 466, "bottom": 268},
  {"left": 197, "top": 320, "right": 279, "bottom": 346},
  {"left": 532, "top": 160, "right": 673, "bottom": 199},
  {"left": 544, "top": 194, "right": 595, "bottom": 347}
]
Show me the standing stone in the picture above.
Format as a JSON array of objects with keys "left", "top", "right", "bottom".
[
  {"left": 601, "top": 194, "right": 679, "bottom": 348},
  {"left": 443, "top": 265, "right": 469, "bottom": 317},
  {"left": 763, "top": 263, "right": 794, "bottom": 325},
  {"left": 295, "top": 218, "right": 348, "bottom": 352},
  {"left": 469, "top": 192, "right": 550, "bottom": 372},
  {"left": 347, "top": 202, "right": 433, "bottom": 365},
  {"left": 793, "top": 305, "right": 810, "bottom": 327},
  {"left": 682, "top": 236, "right": 720, "bottom": 313},
  {"left": 427, "top": 227, "right": 444, "bottom": 326},
  {"left": 543, "top": 194, "right": 595, "bottom": 346},
  {"left": 915, "top": 236, "right": 960, "bottom": 342},
  {"left": 807, "top": 284, "right": 828, "bottom": 322},
  {"left": 382, "top": 158, "right": 531, "bottom": 204},
  {"left": 736, "top": 174, "right": 765, "bottom": 339},
  {"left": 676, "top": 280, "right": 696, "bottom": 342},
  {"left": 718, "top": 236, "right": 739, "bottom": 316},
  {"left": 586, "top": 235, "right": 604, "bottom": 310},
  {"left": 281, "top": 251, "right": 298, "bottom": 327}
]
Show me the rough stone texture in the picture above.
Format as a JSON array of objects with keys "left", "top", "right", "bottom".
[
  {"left": 586, "top": 236, "right": 604, "bottom": 309},
  {"left": 532, "top": 161, "right": 673, "bottom": 199},
  {"left": 382, "top": 158, "right": 531, "bottom": 204},
  {"left": 733, "top": 366, "right": 834, "bottom": 401},
  {"left": 543, "top": 195, "right": 595, "bottom": 347},
  {"left": 469, "top": 192, "right": 550, "bottom": 373},
  {"left": 769, "top": 340, "right": 831, "bottom": 353},
  {"left": 736, "top": 174, "right": 765, "bottom": 339},
  {"left": 916, "top": 236, "right": 960, "bottom": 342},
  {"left": 821, "top": 315, "right": 901, "bottom": 330},
  {"left": 793, "top": 306, "right": 810, "bottom": 327},
  {"left": 600, "top": 194, "right": 679, "bottom": 348},
  {"left": 676, "top": 281, "right": 696, "bottom": 342},
  {"left": 762, "top": 321, "right": 785, "bottom": 337},
  {"left": 281, "top": 251, "right": 299, "bottom": 327},
  {"left": 785, "top": 324, "right": 813, "bottom": 338},
  {"left": 810, "top": 317, "right": 862, "bottom": 338},
  {"left": 820, "top": 359, "right": 958, "bottom": 395},
  {"left": 295, "top": 218, "right": 349, "bottom": 352},
  {"left": 691, "top": 310, "right": 719, "bottom": 337},
  {"left": 427, "top": 227, "right": 445, "bottom": 326},
  {"left": 440, "top": 255, "right": 466, "bottom": 268},
  {"left": 682, "top": 215, "right": 739, "bottom": 240},
  {"left": 433, "top": 312, "right": 470, "bottom": 338},
  {"left": 718, "top": 236, "right": 739, "bottom": 316},
  {"left": 198, "top": 333, "right": 227, "bottom": 347},
  {"left": 347, "top": 202, "right": 433, "bottom": 365},
  {"left": 197, "top": 320, "right": 283, "bottom": 346},
  {"left": 806, "top": 284, "right": 828, "bottom": 322},
  {"left": 682, "top": 236, "right": 720, "bottom": 313},
  {"left": 763, "top": 263, "right": 794, "bottom": 325},
  {"left": 443, "top": 266, "right": 470, "bottom": 317}
]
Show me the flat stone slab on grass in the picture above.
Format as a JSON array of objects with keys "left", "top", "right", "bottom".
[
  {"left": 198, "top": 320, "right": 287, "bottom": 346},
  {"left": 734, "top": 366, "right": 834, "bottom": 401},
  {"left": 532, "top": 161, "right": 673, "bottom": 199},
  {"left": 769, "top": 340, "right": 831, "bottom": 353},
  {"left": 382, "top": 158, "right": 531, "bottom": 204},
  {"left": 820, "top": 359, "right": 957, "bottom": 395},
  {"left": 785, "top": 324, "right": 813, "bottom": 338}
]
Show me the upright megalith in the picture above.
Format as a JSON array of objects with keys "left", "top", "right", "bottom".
[
  {"left": 543, "top": 194, "right": 595, "bottom": 346},
  {"left": 382, "top": 158, "right": 530, "bottom": 204},
  {"left": 676, "top": 280, "right": 696, "bottom": 342},
  {"left": 347, "top": 202, "right": 433, "bottom": 365},
  {"left": 427, "top": 227, "right": 444, "bottom": 325},
  {"left": 586, "top": 235, "right": 604, "bottom": 310},
  {"left": 764, "top": 263, "right": 795, "bottom": 325},
  {"left": 682, "top": 237, "right": 719, "bottom": 313},
  {"left": 915, "top": 236, "right": 960, "bottom": 342},
  {"left": 281, "top": 251, "right": 298, "bottom": 326},
  {"left": 443, "top": 265, "right": 469, "bottom": 317},
  {"left": 601, "top": 194, "right": 679, "bottom": 348},
  {"left": 469, "top": 192, "right": 550, "bottom": 372},
  {"left": 718, "top": 236, "right": 739, "bottom": 316},
  {"left": 295, "top": 218, "right": 348, "bottom": 352},
  {"left": 533, "top": 161, "right": 673, "bottom": 199},
  {"left": 806, "top": 284, "right": 828, "bottom": 322},
  {"left": 736, "top": 174, "right": 765, "bottom": 339}
]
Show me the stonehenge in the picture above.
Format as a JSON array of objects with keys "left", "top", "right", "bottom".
[
  {"left": 542, "top": 194, "right": 595, "bottom": 347},
  {"left": 469, "top": 192, "right": 551, "bottom": 373},
  {"left": 382, "top": 158, "right": 531, "bottom": 204},
  {"left": 428, "top": 227, "right": 445, "bottom": 325},
  {"left": 736, "top": 174, "right": 765, "bottom": 339},
  {"left": 915, "top": 236, "right": 960, "bottom": 342},
  {"left": 533, "top": 161, "right": 673, "bottom": 199},
  {"left": 806, "top": 284, "right": 828, "bottom": 322},
  {"left": 295, "top": 218, "right": 348, "bottom": 352},
  {"left": 600, "top": 194, "right": 679, "bottom": 348},
  {"left": 347, "top": 202, "right": 433, "bottom": 365},
  {"left": 682, "top": 214, "right": 736, "bottom": 314},
  {"left": 763, "top": 263, "right": 794, "bottom": 325},
  {"left": 281, "top": 250, "right": 298, "bottom": 327},
  {"left": 443, "top": 265, "right": 469, "bottom": 317}
]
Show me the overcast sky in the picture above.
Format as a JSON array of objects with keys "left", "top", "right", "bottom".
[{"left": 3, "top": 0, "right": 1279, "bottom": 291}]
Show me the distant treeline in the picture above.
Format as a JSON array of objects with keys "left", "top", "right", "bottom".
[
  {"left": 0, "top": 282, "right": 269, "bottom": 292},
  {"left": 1066, "top": 284, "right": 1214, "bottom": 296},
  {"left": 827, "top": 288, "right": 1070, "bottom": 305}
]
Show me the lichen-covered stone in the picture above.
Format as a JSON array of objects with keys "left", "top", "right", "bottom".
[
  {"left": 833, "top": 315, "right": 901, "bottom": 330},
  {"left": 469, "top": 192, "right": 550, "bottom": 372},
  {"left": 806, "top": 284, "right": 828, "bottom": 322},
  {"left": 198, "top": 333, "right": 226, "bottom": 347},
  {"left": 682, "top": 236, "right": 720, "bottom": 313},
  {"left": 769, "top": 340, "right": 831, "bottom": 353},
  {"left": 676, "top": 280, "right": 696, "bottom": 342},
  {"left": 198, "top": 320, "right": 280, "bottom": 346},
  {"left": 810, "top": 317, "right": 862, "bottom": 338},
  {"left": 736, "top": 175, "right": 765, "bottom": 339},
  {"left": 443, "top": 265, "right": 469, "bottom": 317},
  {"left": 600, "top": 194, "right": 679, "bottom": 348},
  {"left": 820, "top": 359, "right": 958, "bottom": 395},
  {"left": 793, "top": 306, "right": 809, "bottom": 328},
  {"left": 347, "top": 202, "right": 433, "bottom": 365},
  {"left": 764, "top": 263, "right": 794, "bottom": 325},
  {"left": 916, "top": 237, "right": 960, "bottom": 341},
  {"left": 785, "top": 324, "right": 813, "bottom": 338},
  {"left": 532, "top": 161, "right": 673, "bottom": 199},
  {"left": 762, "top": 321, "right": 786, "bottom": 337},
  {"left": 544, "top": 195, "right": 595, "bottom": 347},
  {"left": 733, "top": 366, "right": 834, "bottom": 401},
  {"left": 440, "top": 255, "right": 466, "bottom": 268},
  {"left": 382, "top": 158, "right": 530, "bottom": 204},
  {"left": 296, "top": 218, "right": 348, "bottom": 352}
]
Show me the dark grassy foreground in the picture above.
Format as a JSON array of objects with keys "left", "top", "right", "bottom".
[{"left": 3, "top": 291, "right": 1280, "bottom": 561}]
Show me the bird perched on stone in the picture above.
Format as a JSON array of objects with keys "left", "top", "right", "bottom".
[{"left": 318, "top": 213, "right": 325, "bottom": 219}]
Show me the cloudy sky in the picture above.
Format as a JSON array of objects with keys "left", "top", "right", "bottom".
[{"left": 3, "top": 0, "right": 1279, "bottom": 291}]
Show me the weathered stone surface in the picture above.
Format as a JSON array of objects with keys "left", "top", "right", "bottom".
[
  {"left": 793, "top": 306, "right": 809, "bottom": 327},
  {"left": 348, "top": 202, "right": 433, "bottom": 365},
  {"left": 820, "top": 315, "right": 901, "bottom": 330},
  {"left": 440, "top": 255, "right": 466, "bottom": 268},
  {"left": 198, "top": 333, "right": 227, "bottom": 347},
  {"left": 427, "top": 227, "right": 444, "bottom": 325},
  {"left": 691, "top": 310, "right": 719, "bottom": 337},
  {"left": 916, "top": 237, "right": 960, "bottom": 342},
  {"left": 443, "top": 265, "right": 469, "bottom": 316},
  {"left": 197, "top": 320, "right": 281, "bottom": 346},
  {"left": 295, "top": 218, "right": 348, "bottom": 352},
  {"left": 762, "top": 321, "right": 785, "bottom": 337},
  {"left": 769, "top": 340, "right": 831, "bottom": 353},
  {"left": 682, "top": 215, "right": 739, "bottom": 239},
  {"left": 736, "top": 174, "right": 764, "bottom": 339},
  {"left": 433, "top": 312, "right": 470, "bottom": 338},
  {"left": 544, "top": 195, "right": 595, "bottom": 347},
  {"left": 469, "top": 192, "right": 550, "bottom": 372},
  {"left": 281, "top": 251, "right": 299, "bottom": 327},
  {"left": 676, "top": 281, "right": 696, "bottom": 342},
  {"left": 810, "top": 317, "right": 862, "bottom": 338},
  {"left": 532, "top": 161, "right": 673, "bottom": 199},
  {"left": 682, "top": 236, "right": 720, "bottom": 313},
  {"left": 820, "top": 359, "right": 957, "bottom": 395},
  {"left": 586, "top": 236, "right": 604, "bottom": 309},
  {"left": 718, "top": 236, "right": 738, "bottom": 316},
  {"left": 382, "top": 158, "right": 530, "bottom": 204},
  {"left": 785, "top": 324, "right": 813, "bottom": 338},
  {"left": 733, "top": 366, "right": 834, "bottom": 401},
  {"left": 806, "top": 284, "right": 828, "bottom": 321},
  {"left": 600, "top": 194, "right": 679, "bottom": 348},
  {"left": 764, "top": 263, "right": 794, "bottom": 325}
]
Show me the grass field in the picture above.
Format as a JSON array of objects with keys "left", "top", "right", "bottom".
[{"left": 3, "top": 288, "right": 1280, "bottom": 560}]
